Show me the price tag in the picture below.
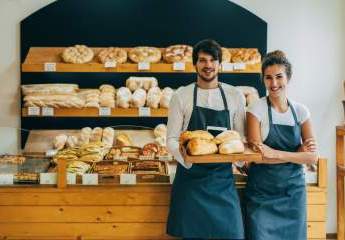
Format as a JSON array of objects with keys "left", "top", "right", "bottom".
[
  {"left": 113, "top": 156, "right": 128, "bottom": 162},
  {"left": 139, "top": 107, "right": 151, "bottom": 117},
  {"left": 99, "top": 107, "right": 111, "bottom": 116},
  {"left": 0, "top": 174, "right": 14, "bottom": 185},
  {"left": 67, "top": 173, "right": 77, "bottom": 185},
  {"left": 173, "top": 62, "right": 186, "bottom": 71},
  {"left": 44, "top": 62, "right": 56, "bottom": 72},
  {"left": 221, "top": 63, "right": 234, "bottom": 72},
  {"left": 45, "top": 149, "right": 58, "bottom": 157},
  {"left": 158, "top": 155, "right": 173, "bottom": 161},
  {"left": 120, "top": 174, "right": 136, "bottom": 185},
  {"left": 42, "top": 107, "right": 54, "bottom": 116},
  {"left": 233, "top": 62, "right": 246, "bottom": 70},
  {"left": 82, "top": 173, "right": 98, "bottom": 185},
  {"left": 138, "top": 62, "right": 150, "bottom": 70},
  {"left": 27, "top": 107, "right": 40, "bottom": 116},
  {"left": 40, "top": 173, "right": 57, "bottom": 185},
  {"left": 104, "top": 61, "right": 117, "bottom": 68}
]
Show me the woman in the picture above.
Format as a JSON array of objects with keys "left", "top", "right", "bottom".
[{"left": 245, "top": 50, "right": 318, "bottom": 240}]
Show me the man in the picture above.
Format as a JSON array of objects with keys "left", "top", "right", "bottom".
[{"left": 166, "top": 39, "right": 246, "bottom": 240}]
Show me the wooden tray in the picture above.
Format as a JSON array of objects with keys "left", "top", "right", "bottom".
[{"left": 181, "top": 144, "right": 262, "bottom": 163}]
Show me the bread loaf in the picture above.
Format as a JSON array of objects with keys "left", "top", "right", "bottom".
[
  {"left": 131, "top": 88, "right": 147, "bottom": 108},
  {"left": 54, "top": 134, "right": 68, "bottom": 150},
  {"left": 214, "top": 130, "right": 241, "bottom": 144},
  {"left": 219, "top": 140, "right": 245, "bottom": 154},
  {"left": 187, "top": 138, "right": 218, "bottom": 155},
  {"left": 116, "top": 87, "right": 132, "bottom": 108},
  {"left": 179, "top": 130, "right": 214, "bottom": 145},
  {"left": 146, "top": 87, "right": 162, "bottom": 108},
  {"left": 160, "top": 87, "right": 174, "bottom": 108}
]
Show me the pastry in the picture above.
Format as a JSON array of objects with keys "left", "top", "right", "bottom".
[
  {"left": 62, "top": 45, "right": 94, "bottom": 64},
  {"left": 179, "top": 130, "right": 214, "bottom": 145},
  {"left": 160, "top": 87, "right": 174, "bottom": 108},
  {"left": 116, "top": 133, "right": 132, "bottom": 147},
  {"left": 214, "top": 130, "right": 241, "bottom": 144},
  {"left": 219, "top": 139, "right": 245, "bottom": 154},
  {"left": 131, "top": 88, "right": 147, "bottom": 108},
  {"left": 146, "top": 87, "right": 162, "bottom": 108},
  {"left": 54, "top": 134, "right": 68, "bottom": 150},
  {"left": 128, "top": 46, "right": 162, "bottom": 63},
  {"left": 163, "top": 44, "right": 193, "bottom": 63},
  {"left": 97, "top": 47, "right": 127, "bottom": 64},
  {"left": 116, "top": 87, "right": 132, "bottom": 108},
  {"left": 187, "top": 138, "right": 218, "bottom": 155}
]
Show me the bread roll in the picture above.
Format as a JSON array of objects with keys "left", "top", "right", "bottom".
[
  {"left": 142, "top": 77, "right": 158, "bottom": 91},
  {"left": 79, "top": 127, "right": 92, "bottom": 145},
  {"left": 66, "top": 135, "right": 78, "bottom": 148},
  {"left": 90, "top": 127, "right": 103, "bottom": 142},
  {"left": 131, "top": 88, "right": 147, "bottom": 108},
  {"left": 54, "top": 134, "right": 68, "bottom": 150},
  {"left": 219, "top": 140, "right": 245, "bottom": 154},
  {"left": 179, "top": 130, "right": 214, "bottom": 145},
  {"left": 160, "top": 87, "right": 174, "bottom": 108},
  {"left": 116, "top": 87, "right": 132, "bottom": 108},
  {"left": 187, "top": 138, "right": 218, "bottom": 155},
  {"left": 102, "top": 127, "right": 115, "bottom": 148},
  {"left": 126, "top": 77, "right": 143, "bottom": 92},
  {"left": 214, "top": 130, "right": 241, "bottom": 144},
  {"left": 146, "top": 87, "right": 162, "bottom": 108},
  {"left": 154, "top": 124, "right": 167, "bottom": 138}
]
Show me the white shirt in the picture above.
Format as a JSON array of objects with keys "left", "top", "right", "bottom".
[
  {"left": 167, "top": 82, "right": 246, "bottom": 168},
  {"left": 247, "top": 97, "right": 310, "bottom": 141}
]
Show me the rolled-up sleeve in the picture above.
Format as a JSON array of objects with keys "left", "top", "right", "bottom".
[{"left": 167, "top": 92, "right": 192, "bottom": 169}]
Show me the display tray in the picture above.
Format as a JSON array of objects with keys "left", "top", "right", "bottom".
[
  {"left": 181, "top": 144, "right": 262, "bottom": 163},
  {"left": 0, "top": 157, "right": 51, "bottom": 174}
]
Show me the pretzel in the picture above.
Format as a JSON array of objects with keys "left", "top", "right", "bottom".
[
  {"left": 128, "top": 47, "right": 162, "bottom": 63},
  {"left": 163, "top": 44, "right": 193, "bottom": 63}
]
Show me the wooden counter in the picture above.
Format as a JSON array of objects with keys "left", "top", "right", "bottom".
[{"left": 0, "top": 159, "right": 327, "bottom": 240}]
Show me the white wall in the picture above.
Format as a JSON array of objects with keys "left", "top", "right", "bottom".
[{"left": 0, "top": 0, "right": 344, "bottom": 234}]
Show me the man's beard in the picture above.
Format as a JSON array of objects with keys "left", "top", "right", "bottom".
[{"left": 197, "top": 71, "right": 218, "bottom": 82}]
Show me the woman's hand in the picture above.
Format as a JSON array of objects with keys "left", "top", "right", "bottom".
[{"left": 298, "top": 138, "right": 317, "bottom": 153}]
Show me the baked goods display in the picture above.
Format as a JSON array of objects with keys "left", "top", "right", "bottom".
[
  {"left": 229, "top": 48, "right": 261, "bottom": 64},
  {"left": 62, "top": 45, "right": 94, "bottom": 64},
  {"left": 131, "top": 160, "right": 164, "bottom": 174},
  {"left": 21, "top": 84, "right": 78, "bottom": 95},
  {"left": 24, "top": 94, "right": 85, "bottom": 108},
  {"left": 99, "top": 84, "right": 116, "bottom": 108},
  {"left": 116, "top": 133, "right": 133, "bottom": 147},
  {"left": 128, "top": 47, "right": 162, "bottom": 63},
  {"left": 97, "top": 47, "right": 127, "bottom": 64},
  {"left": 93, "top": 162, "right": 129, "bottom": 175},
  {"left": 126, "top": 76, "right": 158, "bottom": 91},
  {"left": 66, "top": 161, "right": 90, "bottom": 175},
  {"left": 163, "top": 44, "right": 193, "bottom": 63}
]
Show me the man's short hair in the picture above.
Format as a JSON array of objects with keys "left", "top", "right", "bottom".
[{"left": 192, "top": 39, "right": 222, "bottom": 65}]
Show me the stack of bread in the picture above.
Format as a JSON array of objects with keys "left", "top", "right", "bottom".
[
  {"left": 79, "top": 89, "right": 100, "bottom": 108},
  {"left": 180, "top": 130, "right": 244, "bottom": 156}
]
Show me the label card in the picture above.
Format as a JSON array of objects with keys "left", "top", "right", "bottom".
[
  {"left": 173, "top": 62, "right": 186, "bottom": 71},
  {"left": 42, "top": 107, "right": 54, "bottom": 116},
  {"left": 28, "top": 107, "right": 40, "bottom": 116},
  {"left": 0, "top": 174, "right": 14, "bottom": 185},
  {"left": 139, "top": 107, "right": 151, "bottom": 117},
  {"left": 104, "top": 61, "right": 117, "bottom": 68},
  {"left": 221, "top": 63, "right": 234, "bottom": 72},
  {"left": 233, "top": 62, "right": 246, "bottom": 70},
  {"left": 44, "top": 62, "right": 56, "bottom": 72},
  {"left": 67, "top": 173, "right": 77, "bottom": 185},
  {"left": 40, "top": 173, "right": 57, "bottom": 185},
  {"left": 82, "top": 173, "right": 98, "bottom": 185},
  {"left": 158, "top": 155, "right": 173, "bottom": 161},
  {"left": 45, "top": 149, "right": 58, "bottom": 157},
  {"left": 120, "top": 174, "right": 136, "bottom": 185},
  {"left": 99, "top": 107, "right": 111, "bottom": 116},
  {"left": 138, "top": 62, "right": 150, "bottom": 70}
]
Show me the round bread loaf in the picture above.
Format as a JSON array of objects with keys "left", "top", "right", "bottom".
[
  {"left": 163, "top": 44, "right": 193, "bottom": 63},
  {"left": 129, "top": 47, "right": 161, "bottom": 63},
  {"left": 97, "top": 47, "right": 127, "bottom": 64},
  {"left": 62, "top": 45, "right": 94, "bottom": 64}
]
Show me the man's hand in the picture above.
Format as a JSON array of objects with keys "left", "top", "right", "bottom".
[{"left": 298, "top": 138, "right": 317, "bottom": 152}]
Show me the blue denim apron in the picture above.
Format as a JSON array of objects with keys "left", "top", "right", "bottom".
[
  {"left": 245, "top": 97, "right": 306, "bottom": 240},
  {"left": 167, "top": 83, "right": 244, "bottom": 239}
]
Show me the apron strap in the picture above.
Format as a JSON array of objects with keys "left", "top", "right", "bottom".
[
  {"left": 266, "top": 97, "right": 299, "bottom": 126},
  {"left": 287, "top": 99, "right": 300, "bottom": 126},
  {"left": 193, "top": 83, "right": 229, "bottom": 111}
]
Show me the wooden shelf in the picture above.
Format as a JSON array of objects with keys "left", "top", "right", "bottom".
[
  {"left": 22, "top": 107, "right": 168, "bottom": 118},
  {"left": 21, "top": 47, "right": 261, "bottom": 73}
]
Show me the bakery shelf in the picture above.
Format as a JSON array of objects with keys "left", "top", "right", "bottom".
[
  {"left": 21, "top": 47, "right": 261, "bottom": 73},
  {"left": 22, "top": 107, "right": 168, "bottom": 118}
]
